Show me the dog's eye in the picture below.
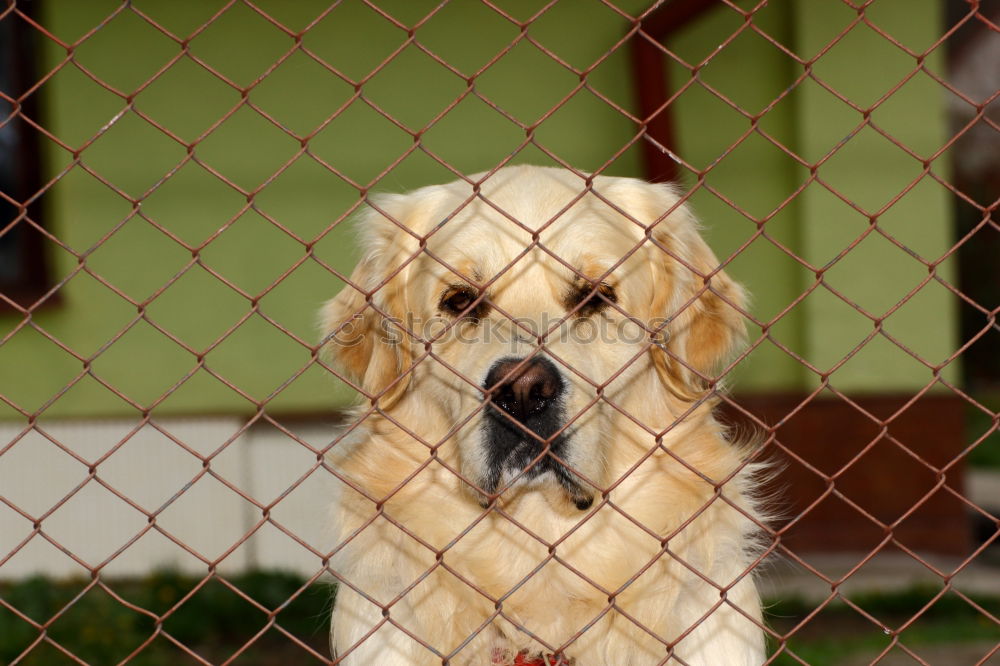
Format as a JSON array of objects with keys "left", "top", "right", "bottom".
[
  {"left": 567, "top": 281, "right": 616, "bottom": 317},
  {"left": 439, "top": 287, "right": 488, "bottom": 319}
]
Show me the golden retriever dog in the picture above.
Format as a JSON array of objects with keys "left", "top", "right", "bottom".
[{"left": 320, "top": 165, "right": 766, "bottom": 665}]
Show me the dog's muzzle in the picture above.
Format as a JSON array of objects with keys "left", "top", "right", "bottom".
[{"left": 480, "top": 357, "right": 592, "bottom": 510}]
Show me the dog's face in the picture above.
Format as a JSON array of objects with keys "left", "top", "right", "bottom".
[{"left": 321, "top": 166, "right": 746, "bottom": 510}]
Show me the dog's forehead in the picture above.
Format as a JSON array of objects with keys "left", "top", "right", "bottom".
[{"left": 423, "top": 177, "right": 644, "bottom": 280}]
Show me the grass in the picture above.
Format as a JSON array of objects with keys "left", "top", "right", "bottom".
[
  {"left": 765, "top": 584, "right": 1000, "bottom": 665},
  {"left": 2, "top": 572, "right": 998, "bottom": 664},
  {"left": 0, "top": 570, "right": 333, "bottom": 665}
]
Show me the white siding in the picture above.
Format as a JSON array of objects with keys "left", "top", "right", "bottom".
[{"left": 0, "top": 417, "right": 342, "bottom": 580}]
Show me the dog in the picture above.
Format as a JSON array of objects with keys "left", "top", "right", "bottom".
[{"left": 320, "top": 165, "right": 766, "bottom": 665}]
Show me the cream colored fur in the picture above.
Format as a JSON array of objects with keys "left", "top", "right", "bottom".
[{"left": 320, "top": 166, "right": 766, "bottom": 665}]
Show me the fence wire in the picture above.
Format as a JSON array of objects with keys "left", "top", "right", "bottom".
[{"left": 0, "top": 0, "right": 998, "bottom": 665}]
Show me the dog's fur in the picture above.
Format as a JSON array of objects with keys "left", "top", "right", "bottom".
[{"left": 320, "top": 166, "right": 765, "bottom": 665}]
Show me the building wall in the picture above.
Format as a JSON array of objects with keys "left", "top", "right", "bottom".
[
  {"left": 0, "top": 0, "right": 650, "bottom": 420},
  {"left": 0, "top": 0, "right": 956, "bottom": 426},
  {"left": 0, "top": 417, "right": 340, "bottom": 579},
  {"left": 667, "top": 0, "right": 958, "bottom": 393},
  {"left": 0, "top": 0, "right": 966, "bottom": 579}
]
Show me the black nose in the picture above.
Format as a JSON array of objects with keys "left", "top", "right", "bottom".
[{"left": 483, "top": 357, "right": 564, "bottom": 422}]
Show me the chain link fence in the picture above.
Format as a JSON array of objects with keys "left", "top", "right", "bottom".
[{"left": 1, "top": 0, "right": 998, "bottom": 664}]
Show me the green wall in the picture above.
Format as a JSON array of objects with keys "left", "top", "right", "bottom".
[
  {"left": 1, "top": 0, "right": 651, "bottom": 419},
  {"left": 0, "top": 0, "right": 957, "bottom": 421},
  {"left": 667, "top": 0, "right": 957, "bottom": 394}
]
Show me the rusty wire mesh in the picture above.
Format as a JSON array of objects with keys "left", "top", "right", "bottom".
[{"left": 0, "top": 0, "right": 998, "bottom": 664}]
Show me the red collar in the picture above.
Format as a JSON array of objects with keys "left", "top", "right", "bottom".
[
  {"left": 492, "top": 648, "right": 568, "bottom": 665},
  {"left": 513, "top": 653, "right": 565, "bottom": 665}
]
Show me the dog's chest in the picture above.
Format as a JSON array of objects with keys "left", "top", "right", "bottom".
[{"left": 455, "top": 500, "right": 664, "bottom": 607}]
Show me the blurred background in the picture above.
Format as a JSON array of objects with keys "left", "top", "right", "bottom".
[{"left": 1, "top": 0, "right": 997, "bottom": 663}]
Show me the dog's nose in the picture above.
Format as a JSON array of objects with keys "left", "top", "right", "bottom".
[{"left": 484, "top": 357, "right": 564, "bottom": 422}]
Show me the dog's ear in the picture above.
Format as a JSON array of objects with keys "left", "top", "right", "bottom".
[
  {"left": 319, "top": 195, "right": 417, "bottom": 409},
  {"left": 643, "top": 186, "right": 748, "bottom": 401}
]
